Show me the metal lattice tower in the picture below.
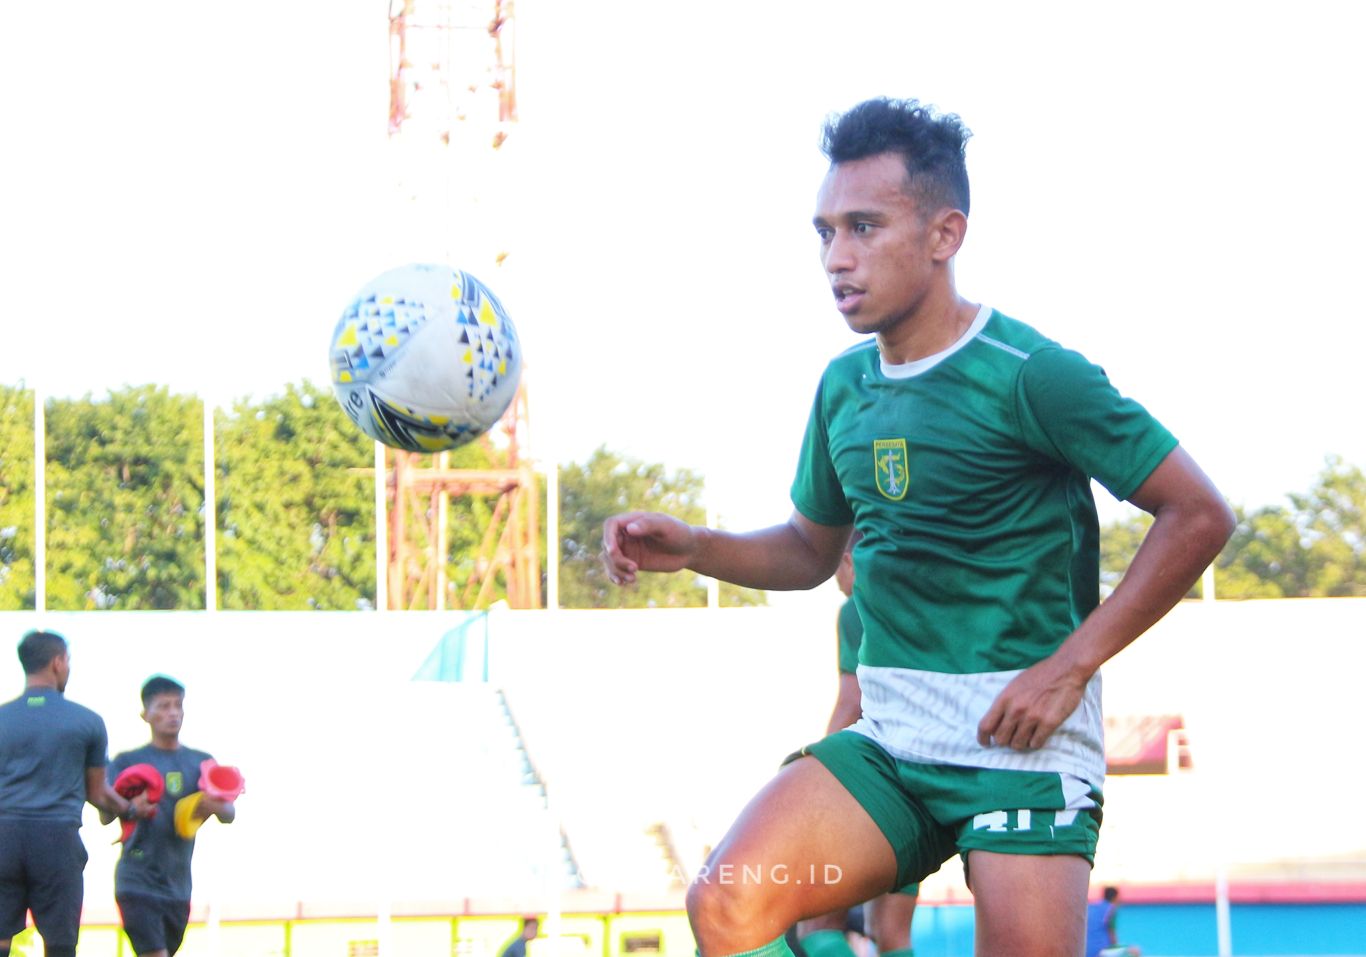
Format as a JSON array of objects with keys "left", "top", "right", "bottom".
[{"left": 382, "top": 0, "right": 538, "bottom": 611}]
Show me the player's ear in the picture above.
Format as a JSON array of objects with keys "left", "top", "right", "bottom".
[{"left": 930, "top": 208, "right": 968, "bottom": 262}]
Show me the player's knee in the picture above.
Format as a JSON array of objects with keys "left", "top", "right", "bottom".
[{"left": 686, "top": 870, "right": 772, "bottom": 944}]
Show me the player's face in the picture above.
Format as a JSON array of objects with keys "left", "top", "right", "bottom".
[
  {"left": 143, "top": 692, "right": 185, "bottom": 739},
  {"left": 814, "top": 153, "right": 937, "bottom": 337},
  {"left": 54, "top": 651, "right": 70, "bottom": 692}
]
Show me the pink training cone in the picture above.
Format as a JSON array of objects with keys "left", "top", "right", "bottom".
[{"left": 198, "top": 759, "right": 245, "bottom": 801}]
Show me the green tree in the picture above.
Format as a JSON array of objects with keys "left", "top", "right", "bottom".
[
  {"left": 45, "top": 386, "right": 205, "bottom": 609},
  {"left": 1101, "top": 456, "right": 1366, "bottom": 600},
  {"left": 216, "top": 382, "right": 375, "bottom": 609},
  {"left": 1212, "top": 504, "right": 1306, "bottom": 599},
  {"left": 1289, "top": 455, "right": 1366, "bottom": 596},
  {"left": 0, "top": 384, "right": 36, "bottom": 609},
  {"left": 1212, "top": 456, "right": 1366, "bottom": 598},
  {"left": 558, "top": 446, "right": 766, "bottom": 609}
]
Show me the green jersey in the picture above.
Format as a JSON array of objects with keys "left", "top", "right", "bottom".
[
  {"left": 837, "top": 598, "right": 862, "bottom": 675},
  {"left": 791, "top": 306, "right": 1177, "bottom": 783}
]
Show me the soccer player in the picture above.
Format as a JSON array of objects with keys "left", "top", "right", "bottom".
[
  {"left": 799, "top": 540, "right": 917, "bottom": 957},
  {"left": 105, "top": 676, "right": 236, "bottom": 957},
  {"left": 602, "top": 97, "right": 1235, "bottom": 957},
  {"left": 0, "top": 630, "right": 136, "bottom": 957}
]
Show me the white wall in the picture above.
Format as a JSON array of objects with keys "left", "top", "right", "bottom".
[{"left": 1, "top": 597, "right": 1361, "bottom": 917}]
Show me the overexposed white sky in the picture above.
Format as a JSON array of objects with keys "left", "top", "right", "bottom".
[{"left": 1, "top": 0, "right": 1363, "bottom": 537}]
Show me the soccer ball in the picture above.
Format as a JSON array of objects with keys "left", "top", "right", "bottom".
[{"left": 328, "top": 263, "right": 522, "bottom": 452}]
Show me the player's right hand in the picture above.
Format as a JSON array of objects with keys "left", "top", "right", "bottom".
[
  {"left": 197, "top": 794, "right": 232, "bottom": 821},
  {"left": 602, "top": 511, "right": 700, "bottom": 585}
]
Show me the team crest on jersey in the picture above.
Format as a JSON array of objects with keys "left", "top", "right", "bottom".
[
  {"left": 166, "top": 771, "right": 184, "bottom": 796},
  {"left": 873, "top": 438, "right": 909, "bottom": 501}
]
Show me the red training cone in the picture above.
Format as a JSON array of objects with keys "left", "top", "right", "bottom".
[{"left": 198, "top": 759, "right": 245, "bottom": 802}]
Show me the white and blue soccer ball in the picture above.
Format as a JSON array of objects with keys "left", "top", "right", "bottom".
[{"left": 328, "top": 263, "right": 522, "bottom": 452}]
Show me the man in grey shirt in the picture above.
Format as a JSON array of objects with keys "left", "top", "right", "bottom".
[
  {"left": 0, "top": 630, "right": 137, "bottom": 957},
  {"left": 107, "top": 675, "right": 236, "bottom": 957}
]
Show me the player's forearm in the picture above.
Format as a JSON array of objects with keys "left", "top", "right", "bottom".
[
  {"left": 688, "top": 522, "right": 841, "bottom": 591},
  {"left": 825, "top": 673, "right": 863, "bottom": 734},
  {"left": 91, "top": 787, "right": 130, "bottom": 821},
  {"left": 827, "top": 702, "right": 862, "bottom": 735},
  {"left": 1055, "top": 490, "right": 1235, "bottom": 681}
]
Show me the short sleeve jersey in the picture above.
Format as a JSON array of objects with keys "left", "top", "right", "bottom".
[
  {"left": 791, "top": 307, "right": 1177, "bottom": 782},
  {"left": 837, "top": 598, "right": 863, "bottom": 675},
  {"left": 792, "top": 307, "right": 1176, "bottom": 674},
  {"left": 108, "top": 744, "right": 214, "bottom": 901},
  {"left": 0, "top": 688, "right": 108, "bottom": 825}
]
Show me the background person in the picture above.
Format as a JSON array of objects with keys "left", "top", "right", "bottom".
[
  {"left": 1086, "top": 886, "right": 1141, "bottom": 957},
  {"left": 0, "top": 630, "right": 135, "bottom": 957},
  {"left": 499, "top": 915, "right": 540, "bottom": 957},
  {"left": 105, "top": 675, "right": 236, "bottom": 957}
]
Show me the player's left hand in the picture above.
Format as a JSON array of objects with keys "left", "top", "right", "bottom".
[
  {"left": 129, "top": 793, "right": 157, "bottom": 819},
  {"left": 977, "top": 656, "right": 1086, "bottom": 751}
]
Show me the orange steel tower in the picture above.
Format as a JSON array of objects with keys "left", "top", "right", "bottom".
[{"left": 383, "top": 0, "right": 538, "bottom": 610}]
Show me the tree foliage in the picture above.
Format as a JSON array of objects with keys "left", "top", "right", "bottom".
[
  {"left": 558, "top": 446, "right": 766, "bottom": 609},
  {"left": 1100, "top": 456, "right": 1366, "bottom": 600},
  {"left": 1214, "top": 455, "right": 1366, "bottom": 598},
  {"left": 44, "top": 386, "right": 205, "bottom": 610},
  {"left": 5, "top": 385, "right": 778, "bottom": 613},
  {"left": 215, "top": 382, "right": 375, "bottom": 609},
  {"left": 0, "top": 385, "right": 36, "bottom": 609}
]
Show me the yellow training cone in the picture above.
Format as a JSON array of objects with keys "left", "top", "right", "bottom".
[{"left": 174, "top": 792, "right": 206, "bottom": 840}]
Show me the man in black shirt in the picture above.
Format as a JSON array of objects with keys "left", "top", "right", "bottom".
[{"left": 0, "top": 630, "right": 135, "bottom": 957}]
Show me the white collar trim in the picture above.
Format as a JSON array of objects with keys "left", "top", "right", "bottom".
[{"left": 879, "top": 304, "right": 992, "bottom": 379}]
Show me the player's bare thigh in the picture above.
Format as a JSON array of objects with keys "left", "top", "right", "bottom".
[
  {"left": 968, "top": 850, "right": 1090, "bottom": 957},
  {"left": 687, "top": 755, "right": 897, "bottom": 955}
]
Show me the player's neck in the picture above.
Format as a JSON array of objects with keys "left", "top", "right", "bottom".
[
  {"left": 151, "top": 733, "right": 181, "bottom": 750},
  {"left": 877, "top": 290, "right": 978, "bottom": 365}
]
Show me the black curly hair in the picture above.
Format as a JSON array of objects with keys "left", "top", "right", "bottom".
[{"left": 821, "top": 97, "right": 972, "bottom": 216}]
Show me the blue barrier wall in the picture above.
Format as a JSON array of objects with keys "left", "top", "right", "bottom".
[{"left": 902, "top": 902, "right": 1366, "bottom": 957}]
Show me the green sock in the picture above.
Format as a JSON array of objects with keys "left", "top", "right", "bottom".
[
  {"left": 712, "top": 935, "right": 799, "bottom": 957},
  {"left": 797, "top": 929, "right": 856, "bottom": 957},
  {"left": 880, "top": 948, "right": 914, "bottom": 957}
]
